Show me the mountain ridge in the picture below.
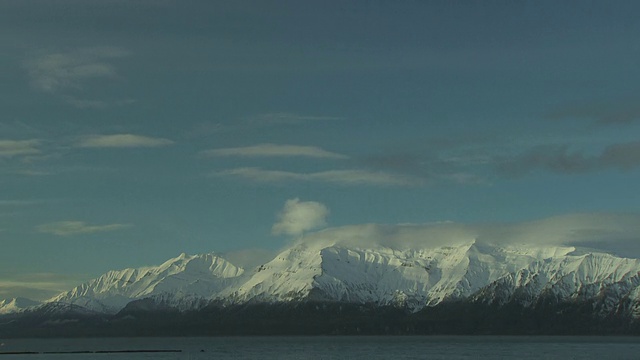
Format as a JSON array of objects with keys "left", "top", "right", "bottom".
[
  {"left": 4, "top": 239, "right": 640, "bottom": 336},
  {"left": 7, "top": 240, "right": 634, "bottom": 319}
]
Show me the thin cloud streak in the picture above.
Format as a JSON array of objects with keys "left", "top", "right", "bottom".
[
  {"left": 76, "top": 134, "right": 174, "bottom": 148},
  {"left": 498, "top": 141, "right": 640, "bottom": 176},
  {"left": 548, "top": 100, "right": 640, "bottom": 125},
  {"left": 0, "top": 200, "right": 44, "bottom": 206},
  {"left": 36, "top": 221, "right": 132, "bottom": 236},
  {"left": 247, "top": 112, "right": 343, "bottom": 125},
  {"left": 362, "top": 150, "right": 492, "bottom": 186},
  {"left": 0, "top": 139, "right": 41, "bottom": 158},
  {"left": 213, "top": 167, "right": 424, "bottom": 187},
  {"left": 62, "top": 96, "right": 136, "bottom": 109},
  {"left": 24, "top": 46, "right": 129, "bottom": 93},
  {"left": 184, "top": 113, "right": 344, "bottom": 138},
  {"left": 4, "top": 170, "right": 53, "bottom": 176},
  {"left": 0, "top": 273, "right": 90, "bottom": 301},
  {"left": 201, "top": 143, "right": 348, "bottom": 159},
  {"left": 23, "top": 47, "right": 134, "bottom": 108},
  {"left": 299, "top": 213, "right": 640, "bottom": 255}
]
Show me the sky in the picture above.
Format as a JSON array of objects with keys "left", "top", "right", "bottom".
[{"left": 2, "top": 0, "right": 640, "bottom": 301}]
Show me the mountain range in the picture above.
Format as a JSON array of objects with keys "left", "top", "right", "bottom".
[{"left": 3, "top": 237, "right": 640, "bottom": 335}]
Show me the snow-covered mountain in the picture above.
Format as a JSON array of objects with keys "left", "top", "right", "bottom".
[
  {"left": 0, "top": 297, "right": 41, "bottom": 315},
  {"left": 39, "top": 239, "right": 640, "bottom": 317},
  {"left": 471, "top": 249, "right": 640, "bottom": 314},
  {"left": 48, "top": 252, "right": 243, "bottom": 313}
]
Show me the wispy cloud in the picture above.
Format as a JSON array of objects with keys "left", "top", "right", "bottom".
[
  {"left": 0, "top": 273, "right": 89, "bottom": 301},
  {"left": 548, "top": 99, "right": 640, "bottom": 125},
  {"left": 4, "top": 169, "right": 52, "bottom": 176},
  {"left": 298, "top": 213, "right": 640, "bottom": 256},
  {"left": 360, "top": 139, "right": 640, "bottom": 181},
  {"left": 76, "top": 134, "right": 174, "bottom": 148},
  {"left": 497, "top": 141, "right": 640, "bottom": 176},
  {"left": 0, "top": 139, "right": 41, "bottom": 158},
  {"left": 36, "top": 221, "right": 132, "bottom": 236},
  {"left": 213, "top": 167, "right": 423, "bottom": 186},
  {"left": 185, "top": 113, "right": 343, "bottom": 139},
  {"left": 25, "top": 46, "right": 128, "bottom": 93},
  {"left": 62, "top": 96, "right": 136, "bottom": 109},
  {"left": 200, "top": 143, "right": 348, "bottom": 159},
  {"left": 362, "top": 149, "right": 492, "bottom": 186},
  {"left": 24, "top": 46, "right": 132, "bottom": 108},
  {"left": 247, "top": 112, "right": 343, "bottom": 126},
  {"left": 0, "top": 199, "right": 44, "bottom": 206},
  {"left": 0, "top": 199, "right": 64, "bottom": 214}
]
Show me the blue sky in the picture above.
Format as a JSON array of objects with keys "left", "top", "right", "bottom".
[{"left": 2, "top": 1, "right": 640, "bottom": 300}]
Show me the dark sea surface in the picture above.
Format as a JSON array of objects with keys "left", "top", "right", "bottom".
[{"left": 0, "top": 336, "right": 639, "bottom": 359}]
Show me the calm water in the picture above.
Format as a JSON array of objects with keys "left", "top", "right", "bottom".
[{"left": 0, "top": 336, "right": 639, "bottom": 359}]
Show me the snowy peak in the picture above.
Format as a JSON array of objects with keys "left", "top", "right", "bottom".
[
  {"left": 43, "top": 241, "right": 640, "bottom": 317},
  {"left": 310, "top": 242, "right": 569, "bottom": 307},
  {"left": 224, "top": 241, "right": 577, "bottom": 308},
  {"left": 223, "top": 244, "right": 323, "bottom": 303},
  {"left": 49, "top": 252, "right": 244, "bottom": 313},
  {"left": 473, "top": 249, "right": 640, "bottom": 311},
  {"left": 0, "top": 297, "right": 41, "bottom": 315},
  {"left": 157, "top": 252, "right": 244, "bottom": 279}
]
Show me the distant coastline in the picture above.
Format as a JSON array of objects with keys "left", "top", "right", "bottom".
[{"left": 2, "top": 301, "right": 639, "bottom": 338}]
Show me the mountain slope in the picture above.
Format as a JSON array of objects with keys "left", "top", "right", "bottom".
[
  {"left": 224, "top": 241, "right": 579, "bottom": 309},
  {"left": 0, "top": 297, "right": 41, "bottom": 315},
  {"left": 42, "top": 241, "right": 640, "bottom": 318},
  {"left": 472, "top": 250, "right": 640, "bottom": 316},
  {"left": 49, "top": 252, "right": 244, "bottom": 313}
]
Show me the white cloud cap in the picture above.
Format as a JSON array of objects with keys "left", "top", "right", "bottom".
[
  {"left": 293, "top": 213, "right": 640, "bottom": 257},
  {"left": 272, "top": 198, "right": 330, "bottom": 236}
]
